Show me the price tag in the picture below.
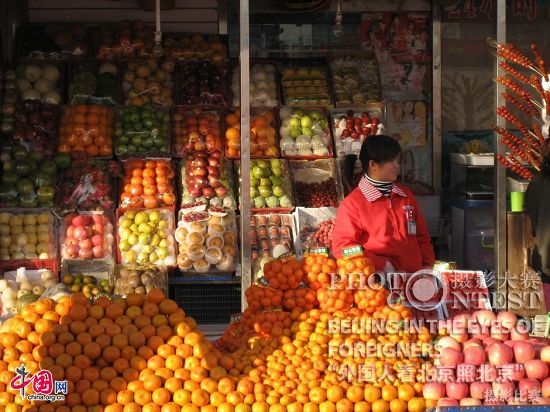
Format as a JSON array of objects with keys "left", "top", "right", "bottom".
[
  {"left": 258, "top": 277, "right": 270, "bottom": 287},
  {"left": 307, "top": 247, "right": 329, "bottom": 256},
  {"left": 229, "top": 312, "right": 243, "bottom": 324},
  {"left": 343, "top": 245, "right": 363, "bottom": 257}
]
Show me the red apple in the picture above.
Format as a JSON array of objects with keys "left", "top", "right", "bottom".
[
  {"left": 91, "top": 235, "right": 104, "bottom": 247},
  {"left": 78, "top": 248, "right": 93, "bottom": 259},
  {"left": 519, "top": 378, "right": 541, "bottom": 398},
  {"left": 460, "top": 398, "right": 482, "bottom": 406},
  {"left": 435, "top": 336, "right": 461, "bottom": 352},
  {"left": 92, "top": 224, "right": 105, "bottom": 235},
  {"left": 74, "top": 226, "right": 88, "bottom": 241},
  {"left": 66, "top": 225, "right": 76, "bottom": 240},
  {"left": 439, "top": 347, "right": 463, "bottom": 367},
  {"left": 72, "top": 215, "right": 88, "bottom": 227},
  {"left": 65, "top": 245, "right": 78, "bottom": 258},
  {"left": 488, "top": 343, "right": 514, "bottom": 366},
  {"left": 92, "top": 246, "right": 104, "bottom": 259},
  {"left": 470, "top": 382, "right": 492, "bottom": 400},
  {"left": 423, "top": 382, "right": 446, "bottom": 400},
  {"left": 541, "top": 345, "right": 550, "bottom": 362},
  {"left": 525, "top": 359, "right": 549, "bottom": 380},
  {"left": 497, "top": 311, "right": 517, "bottom": 330},
  {"left": 492, "top": 381, "right": 515, "bottom": 401},
  {"left": 514, "top": 341, "right": 536, "bottom": 363},
  {"left": 464, "top": 346, "right": 486, "bottom": 365},
  {"left": 541, "top": 377, "right": 550, "bottom": 397},
  {"left": 437, "top": 398, "right": 458, "bottom": 407},
  {"left": 79, "top": 239, "right": 93, "bottom": 250},
  {"left": 446, "top": 382, "right": 469, "bottom": 400}
]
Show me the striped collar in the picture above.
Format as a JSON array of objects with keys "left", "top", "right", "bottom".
[{"left": 358, "top": 175, "right": 407, "bottom": 202}]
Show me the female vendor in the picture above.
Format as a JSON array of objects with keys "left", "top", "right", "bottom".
[{"left": 332, "top": 135, "right": 435, "bottom": 272}]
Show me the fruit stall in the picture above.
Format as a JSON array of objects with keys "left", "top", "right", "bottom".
[{"left": 0, "top": 0, "right": 548, "bottom": 411}]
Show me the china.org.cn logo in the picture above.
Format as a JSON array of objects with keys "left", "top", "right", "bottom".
[{"left": 9, "top": 364, "right": 67, "bottom": 402}]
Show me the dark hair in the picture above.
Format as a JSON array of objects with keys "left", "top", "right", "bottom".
[{"left": 359, "top": 135, "right": 401, "bottom": 173}]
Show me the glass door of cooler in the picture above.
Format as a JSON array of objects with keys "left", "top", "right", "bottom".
[{"left": 451, "top": 198, "right": 494, "bottom": 271}]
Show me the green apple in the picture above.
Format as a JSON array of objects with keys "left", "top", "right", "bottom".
[
  {"left": 151, "top": 234, "right": 161, "bottom": 247},
  {"left": 139, "top": 223, "right": 152, "bottom": 233},
  {"left": 159, "top": 239, "right": 169, "bottom": 248},
  {"left": 149, "top": 252, "right": 159, "bottom": 263},
  {"left": 252, "top": 166, "right": 264, "bottom": 179},
  {"left": 273, "top": 186, "right": 285, "bottom": 197},
  {"left": 257, "top": 160, "right": 270, "bottom": 168},
  {"left": 250, "top": 176, "right": 259, "bottom": 187},
  {"left": 300, "top": 116, "right": 313, "bottom": 128},
  {"left": 302, "top": 127, "right": 314, "bottom": 137},
  {"left": 148, "top": 210, "right": 161, "bottom": 223},
  {"left": 119, "top": 228, "right": 131, "bottom": 240},
  {"left": 289, "top": 128, "right": 302, "bottom": 138},
  {"left": 289, "top": 117, "right": 302, "bottom": 129},
  {"left": 119, "top": 239, "right": 130, "bottom": 251},
  {"left": 130, "top": 224, "right": 139, "bottom": 233},
  {"left": 128, "top": 234, "right": 139, "bottom": 246},
  {"left": 259, "top": 186, "right": 272, "bottom": 198},
  {"left": 250, "top": 187, "right": 259, "bottom": 198},
  {"left": 270, "top": 175, "right": 282, "bottom": 186},
  {"left": 309, "top": 110, "right": 322, "bottom": 121},
  {"left": 156, "top": 247, "right": 168, "bottom": 260},
  {"left": 138, "top": 233, "right": 151, "bottom": 245},
  {"left": 262, "top": 167, "right": 271, "bottom": 178},
  {"left": 260, "top": 178, "right": 272, "bottom": 187},
  {"left": 134, "top": 212, "right": 149, "bottom": 225},
  {"left": 272, "top": 167, "right": 282, "bottom": 177},
  {"left": 254, "top": 196, "right": 266, "bottom": 208}
]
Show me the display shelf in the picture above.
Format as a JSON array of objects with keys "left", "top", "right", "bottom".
[{"left": 169, "top": 274, "right": 240, "bottom": 284}]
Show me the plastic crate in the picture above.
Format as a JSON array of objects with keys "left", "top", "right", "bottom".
[{"left": 169, "top": 283, "right": 241, "bottom": 324}]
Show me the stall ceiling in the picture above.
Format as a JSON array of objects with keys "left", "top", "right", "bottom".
[{"left": 28, "top": 0, "right": 219, "bottom": 33}]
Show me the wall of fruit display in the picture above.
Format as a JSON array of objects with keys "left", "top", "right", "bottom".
[{"left": 0, "top": 21, "right": 388, "bottom": 306}]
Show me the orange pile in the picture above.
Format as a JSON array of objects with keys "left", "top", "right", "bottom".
[
  {"left": 282, "top": 288, "right": 318, "bottom": 311},
  {"left": 244, "top": 285, "right": 283, "bottom": 311},
  {"left": 262, "top": 257, "right": 304, "bottom": 290},
  {"left": 58, "top": 105, "right": 114, "bottom": 157},
  {"left": 303, "top": 253, "right": 337, "bottom": 290},
  {"left": 225, "top": 111, "right": 278, "bottom": 158},
  {"left": 120, "top": 160, "right": 176, "bottom": 209}
]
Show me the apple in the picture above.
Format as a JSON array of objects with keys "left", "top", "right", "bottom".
[
  {"left": 78, "top": 248, "right": 93, "bottom": 259},
  {"left": 92, "top": 246, "right": 105, "bottom": 258},
  {"left": 446, "top": 382, "right": 469, "bottom": 400},
  {"left": 202, "top": 187, "right": 215, "bottom": 199},
  {"left": 74, "top": 226, "right": 88, "bottom": 241},
  {"left": 208, "top": 157, "right": 220, "bottom": 167},
  {"left": 470, "top": 382, "right": 492, "bottom": 400},
  {"left": 215, "top": 186, "right": 228, "bottom": 198},
  {"left": 193, "top": 167, "right": 208, "bottom": 177},
  {"left": 91, "top": 235, "right": 104, "bottom": 247},
  {"left": 488, "top": 343, "right": 514, "bottom": 366}
]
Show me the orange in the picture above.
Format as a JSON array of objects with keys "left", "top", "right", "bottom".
[
  {"left": 381, "top": 385, "right": 397, "bottom": 402},
  {"left": 406, "top": 398, "right": 425, "bottom": 412},
  {"left": 389, "top": 399, "right": 406, "bottom": 412},
  {"left": 152, "top": 388, "right": 171, "bottom": 406}
]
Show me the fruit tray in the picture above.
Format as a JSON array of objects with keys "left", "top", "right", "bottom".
[
  {"left": 68, "top": 59, "right": 122, "bottom": 106},
  {"left": 289, "top": 159, "right": 344, "bottom": 208},
  {"left": 111, "top": 265, "right": 168, "bottom": 298},
  {"left": 4, "top": 60, "right": 65, "bottom": 106},
  {"left": 328, "top": 50, "right": 383, "bottom": 107},
  {"left": 15, "top": 23, "right": 92, "bottom": 60},
  {"left": 0, "top": 148, "right": 61, "bottom": 209},
  {"left": 115, "top": 207, "right": 177, "bottom": 268},
  {"left": 330, "top": 105, "right": 386, "bottom": 157},
  {"left": 57, "top": 158, "right": 120, "bottom": 212},
  {"left": 225, "top": 107, "right": 280, "bottom": 159},
  {"left": 179, "top": 156, "right": 238, "bottom": 210},
  {"left": 121, "top": 59, "right": 175, "bottom": 108},
  {"left": 278, "top": 106, "right": 334, "bottom": 160},
  {"left": 236, "top": 158, "right": 295, "bottom": 214},
  {"left": 172, "top": 105, "right": 225, "bottom": 158},
  {"left": 166, "top": 33, "right": 228, "bottom": 63},
  {"left": 229, "top": 60, "right": 282, "bottom": 109},
  {"left": 119, "top": 159, "right": 177, "bottom": 211},
  {"left": 175, "top": 60, "right": 229, "bottom": 106},
  {"left": 60, "top": 259, "right": 114, "bottom": 297},
  {"left": 293, "top": 207, "right": 337, "bottom": 258},
  {"left": 58, "top": 210, "right": 116, "bottom": 263},
  {"left": 114, "top": 105, "right": 172, "bottom": 159},
  {"left": 175, "top": 209, "right": 238, "bottom": 274},
  {"left": 58, "top": 104, "right": 115, "bottom": 159},
  {"left": 248, "top": 213, "right": 297, "bottom": 263},
  {"left": 0, "top": 208, "right": 58, "bottom": 264},
  {"left": 280, "top": 65, "right": 332, "bottom": 106},
  {"left": 4, "top": 101, "right": 61, "bottom": 155}
]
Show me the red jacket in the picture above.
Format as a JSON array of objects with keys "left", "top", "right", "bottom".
[{"left": 332, "top": 177, "right": 435, "bottom": 272}]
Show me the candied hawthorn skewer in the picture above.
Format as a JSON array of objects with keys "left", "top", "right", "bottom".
[
  {"left": 502, "top": 91, "right": 538, "bottom": 117},
  {"left": 499, "top": 62, "right": 531, "bottom": 84},
  {"left": 531, "top": 43, "right": 549, "bottom": 82},
  {"left": 497, "top": 154, "right": 535, "bottom": 180}
]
